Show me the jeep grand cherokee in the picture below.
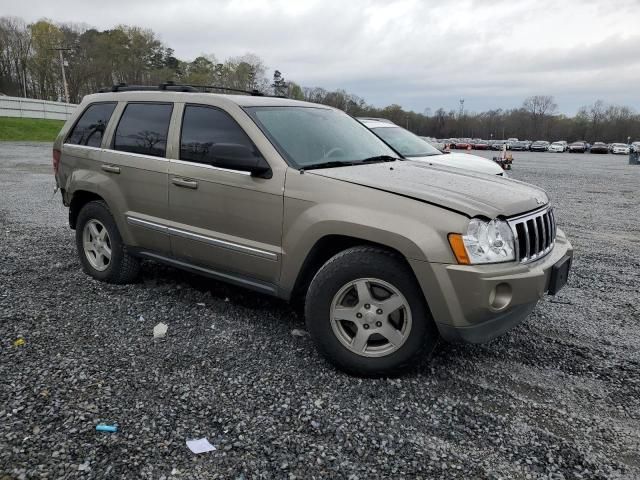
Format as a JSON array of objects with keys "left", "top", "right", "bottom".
[{"left": 53, "top": 84, "right": 573, "bottom": 376}]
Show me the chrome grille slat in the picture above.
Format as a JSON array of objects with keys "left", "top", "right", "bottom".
[
  {"left": 508, "top": 206, "right": 557, "bottom": 264},
  {"left": 543, "top": 212, "right": 550, "bottom": 249},
  {"left": 536, "top": 216, "right": 544, "bottom": 252}
]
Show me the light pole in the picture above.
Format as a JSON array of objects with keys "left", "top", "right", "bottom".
[{"left": 52, "top": 47, "right": 71, "bottom": 103}]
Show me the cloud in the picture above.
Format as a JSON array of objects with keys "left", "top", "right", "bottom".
[{"left": 3, "top": 0, "right": 639, "bottom": 113}]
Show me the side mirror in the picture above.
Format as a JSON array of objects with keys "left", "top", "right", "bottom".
[{"left": 210, "top": 143, "right": 272, "bottom": 178}]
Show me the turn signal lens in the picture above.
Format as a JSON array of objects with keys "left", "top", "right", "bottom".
[{"left": 448, "top": 233, "right": 470, "bottom": 265}]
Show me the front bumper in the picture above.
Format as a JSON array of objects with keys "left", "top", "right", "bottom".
[{"left": 410, "top": 229, "right": 573, "bottom": 343}]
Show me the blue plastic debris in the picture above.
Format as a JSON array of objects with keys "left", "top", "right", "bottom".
[{"left": 96, "top": 424, "right": 118, "bottom": 433}]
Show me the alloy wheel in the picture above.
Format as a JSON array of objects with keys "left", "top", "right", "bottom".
[{"left": 330, "top": 278, "right": 412, "bottom": 358}]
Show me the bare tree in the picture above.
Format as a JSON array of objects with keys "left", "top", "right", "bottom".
[{"left": 522, "top": 95, "right": 558, "bottom": 139}]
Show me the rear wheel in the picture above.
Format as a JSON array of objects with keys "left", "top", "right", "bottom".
[
  {"left": 75, "top": 201, "right": 140, "bottom": 284},
  {"left": 305, "top": 247, "right": 438, "bottom": 376}
]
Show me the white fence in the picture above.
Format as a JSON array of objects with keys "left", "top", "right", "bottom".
[{"left": 0, "top": 96, "right": 77, "bottom": 121}]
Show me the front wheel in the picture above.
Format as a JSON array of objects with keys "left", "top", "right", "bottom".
[{"left": 305, "top": 247, "right": 439, "bottom": 376}]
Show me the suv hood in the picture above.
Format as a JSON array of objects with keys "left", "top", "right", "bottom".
[
  {"left": 309, "top": 161, "right": 549, "bottom": 218},
  {"left": 409, "top": 152, "right": 504, "bottom": 176}
]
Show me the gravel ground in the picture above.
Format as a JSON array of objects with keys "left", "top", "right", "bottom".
[{"left": 1, "top": 143, "right": 639, "bottom": 479}]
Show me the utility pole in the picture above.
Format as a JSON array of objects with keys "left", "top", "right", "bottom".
[
  {"left": 52, "top": 47, "right": 71, "bottom": 103},
  {"left": 458, "top": 99, "right": 464, "bottom": 137}
]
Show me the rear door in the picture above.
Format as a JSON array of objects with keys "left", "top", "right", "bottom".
[
  {"left": 167, "top": 103, "right": 284, "bottom": 289},
  {"left": 100, "top": 102, "right": 174, "bottom": 254}
]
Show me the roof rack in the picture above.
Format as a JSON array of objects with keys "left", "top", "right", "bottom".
[{"left": 98, "top": 81, "right": 264, "bottom": 96}]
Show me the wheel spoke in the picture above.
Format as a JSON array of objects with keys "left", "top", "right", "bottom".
[
  {"left": 354, "top": 280, "right": 372, "bottom": 305},
  {"left": 102, "top": 244, "right": 112, "bottom": 260},
  {"left": 98, "top": 228, "right": 108, "bottom": 241},
  {"left": 89, "top": 223, "right": 100, "bottom": 239},
  {"left": 83, "top": 240, "right": 96, "bottom": 254},
  {"left": 96, "top": 252, "right": 108, "bottom": 267},
  {"left": 380, "top": 294, "right": 405, "bottom": 315},
  {"left": 379, "top": 324, "right": 404, "bottom": 346},
  {"left": 333, "top": 305, "right": 359, "bottom": 323},
  {"left": 351, "top": 328, "right": 370, "bottom": 353}
]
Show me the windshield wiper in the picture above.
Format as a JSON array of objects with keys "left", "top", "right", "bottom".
[
  {"left": 302, "top": 160, "right": 356, "bottom": 171},
  {"left": 358, "top": 155, "right": 399, "bottom": 163},
  {"left": 301, "top": 155, "right": 398, "bottom": 172}
]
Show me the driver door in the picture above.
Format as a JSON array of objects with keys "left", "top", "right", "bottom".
[{"left": 167, "top": 103, "right": 284, "bottom": 287}]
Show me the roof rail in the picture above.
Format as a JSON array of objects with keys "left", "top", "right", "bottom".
[
  {"left": 189, "top": 84, "right": 264, "bottom": 96},
  {"left": 98, "top": 81, "right": 264, "bottom": 96}
]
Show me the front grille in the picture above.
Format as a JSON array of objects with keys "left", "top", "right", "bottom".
[{"left": 508, "top": 207, "right": 556, "bottom": 263}]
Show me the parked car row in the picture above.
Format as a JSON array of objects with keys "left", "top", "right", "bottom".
[{"left": 433, "top": 137, "right": 638, "bottom": 154}]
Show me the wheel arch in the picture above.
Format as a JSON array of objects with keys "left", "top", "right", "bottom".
[
  {"left": 288, "top": 234, "right": 423, "bottom": 309},
  {"left": 69, "top": 190, "right": 105, "bottom": 229}
]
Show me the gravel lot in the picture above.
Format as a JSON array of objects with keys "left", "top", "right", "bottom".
[{"left": 1, "top": 143, "right": 639, "bottom": 479}]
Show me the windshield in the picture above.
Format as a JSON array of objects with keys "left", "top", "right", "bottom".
[
  {"left": 245, "top": 106, "right": 398, "bottom": 168},
  {"left": 371, "top": 126, "right": 441, "bottom": 157}
]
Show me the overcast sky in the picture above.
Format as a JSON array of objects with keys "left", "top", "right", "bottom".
[{"left": 4, "top": 0, "right": 640, "bottom": 114}]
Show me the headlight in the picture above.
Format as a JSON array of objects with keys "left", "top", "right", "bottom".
[{"left": 449, "top": 218, "right": 515, "bottom": 264}]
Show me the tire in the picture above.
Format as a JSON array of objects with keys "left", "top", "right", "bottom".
[
  {"left": 75, "top": 200, "right": 140, "bottom": 284},
  {"left": 304, "top": 246, "right": 439, "bottom": 377}
]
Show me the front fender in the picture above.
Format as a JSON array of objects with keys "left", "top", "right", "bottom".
[{"left": 278, "top": 178, "right": 469, "bottom": 296}]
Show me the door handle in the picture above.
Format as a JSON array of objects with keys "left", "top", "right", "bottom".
[
  {"left": 171, "top": 177, "right": 198, "bottom": 189},
  {"left": 101, "top": 164, "right": 120, "bottom": 174}
]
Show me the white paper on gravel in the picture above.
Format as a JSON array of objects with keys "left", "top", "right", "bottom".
[
  {"left": 186, "top": 438, "right": 216, "bottom": 454},
  {"left": 153, "top": 322, "right": 168, "bottom": 338}
]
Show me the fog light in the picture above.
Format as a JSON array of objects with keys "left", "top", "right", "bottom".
[{"left": 489, "top": 283, "right": 512, "bottom": 310}]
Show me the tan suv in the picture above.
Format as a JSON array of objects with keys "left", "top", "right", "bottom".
[{"left": 53, "top": 84, "right": 573, "bottom": 376}]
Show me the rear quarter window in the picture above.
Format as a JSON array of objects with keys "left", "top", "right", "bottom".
[{"left": 66, "top": 102, "right": 117, "bottom": 147}]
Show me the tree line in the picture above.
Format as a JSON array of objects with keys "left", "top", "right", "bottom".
[{"left": 1, "top": 16, "right": 638, "bottom": 143}]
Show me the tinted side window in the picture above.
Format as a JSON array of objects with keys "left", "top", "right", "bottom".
[
  {"left": 66, "top": 102, "right": 116, "bottom": 147},
  {"left": 114, "top": 103, "right": 173, "bottom": 157},
  {"left": 180, "top": 105, "right": 257, "bottom": 166}
]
